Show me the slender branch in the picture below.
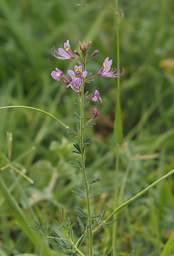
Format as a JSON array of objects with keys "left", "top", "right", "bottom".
[
  {"left": 0, "top": 105, "right": 69, "bottom": 129},
  {"left": 94, "top": 169, "right": 174, "bottom": 234}
]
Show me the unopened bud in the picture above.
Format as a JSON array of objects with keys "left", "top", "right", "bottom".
[
  {"left": 90, "top": 107, "right": 100, "bottom": 119},
  {"left": 79, "top": 41, "right": 91, "bottom": 54}
]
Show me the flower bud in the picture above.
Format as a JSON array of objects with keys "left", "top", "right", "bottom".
[
  {"left": 90, "top": 107, "right": 100, "bottom": 119},
  {"left": 79, "top": 41, "right": 91, "bottom": 55}
]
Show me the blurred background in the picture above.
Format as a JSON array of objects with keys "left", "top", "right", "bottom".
[{"left": 0, "top": 0, "right": 174, "bottom": 255}]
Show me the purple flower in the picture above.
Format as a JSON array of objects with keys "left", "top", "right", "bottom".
[
  {"left": 54, "top": 40, "right": 74, "bottom": 60},
  {"left": 67, "top": 65, "right": 88, "bottom": 93},
  {"left": 91, "top": 90, "right": 102, "bottom": 102},
  {"left": 97, "top": 57, "right": 119, "bottom": 78},
  {"left": 51, "top": 68, "right": 64, "bottom": 81}
]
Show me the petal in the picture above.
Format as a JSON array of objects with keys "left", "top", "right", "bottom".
[
  {"left": 64, "top": 40, "right": 70, "bottom": 49},
  {"left": 70, "top": 77, "right": 82, "bottom": 92},
  {"left": 104, "top": 57, "right": 110, "bottom": 63},
  {"left": 68, "top": 49, "right": 74, "bottom": 57},
  {"left": 108, "top": 59, "right": 113, "bottom": 68},
  {"left": 57, "top": 48, "right": 71, "bottom": 59},
  {"left": 104, "top": 57, "right": 112, "bottom": 71},
  {"left": 82, "top": 70, "right": 88, "bottom": 78},
  {"left": 103, "top": 57, "right": 109, "bottom": 66},
  {"left": 51, "top": 71, "right": 61, "bottom": 81},
  {"left": 103, "top": 71, "right": 117, "bottom": 78},
  {"left": 97, "top": 67, "right": 103, "bottom": 75},
  {"left": 67, "top": 70, "right": 75, "bottom": 78}
]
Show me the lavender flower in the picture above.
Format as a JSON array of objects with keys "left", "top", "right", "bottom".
[
  {"left": 67, "top": 65, "right": 87, "bottom": 93},
  {"left": 91, "top": 90, "right": 102, "bottom": 102},
  {"left": 51, "top": 68, "right": 64, "bottom": 81},
  {"left": 54, "top": 40, "right": 74, "bottom": 60},
  {"left": 97, "top": 57, "right": 119, "bottom": 78},
  {"left": 51, "top": 41, "right": 121, "bottom": 100}
]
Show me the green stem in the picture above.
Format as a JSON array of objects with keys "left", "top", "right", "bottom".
[
  {"left": 114, "top": 0, "right": 122, "bottom": 144},
  {"left": 112, "top": 146, "right": 119, "bottom": 256},
  {"left": 112, "top": 0, "right": 121, "bottom": 254},
  {"left": 79, "top": 84, "right": 93, "bottom": 256},
  {"left": 116, "top": 0, "right": 120, "bottom": 91}
]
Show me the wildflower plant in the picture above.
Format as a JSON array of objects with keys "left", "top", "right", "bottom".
[
  {"left": 0, "top": 40, "right": 174, "bottom": 256},
  {"left": 51, "top": 40, "right": 120, "bottom": 255},
  {"left": 1, "top": 1, "right": 174, "bottom": 255}
]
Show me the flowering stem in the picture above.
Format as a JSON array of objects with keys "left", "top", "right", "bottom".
[{"left": 79, "top": 82, "right": 93, "bottom": 256}]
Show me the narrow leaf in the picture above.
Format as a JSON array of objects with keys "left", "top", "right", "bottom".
[{"left": 73, "top": 143, "right": 81, "bottom": 154}]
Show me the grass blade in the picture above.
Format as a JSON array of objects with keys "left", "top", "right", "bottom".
[
  {"left": 160, "top": 230, "right": 174, "bottom": 256},
  {"left": 114, "top": 0, "right": 123, "bottom": 144}
]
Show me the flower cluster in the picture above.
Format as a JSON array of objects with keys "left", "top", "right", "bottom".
[{"left": 51, "top": 40, "right": 120, "bottom": 117}]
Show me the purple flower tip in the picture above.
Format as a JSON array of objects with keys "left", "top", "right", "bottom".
[
  {"left": 91, "top": 90, "right": 102, "bottom": 102},
  {"left": 97, "top": 57, "right": 120, "bottom": 78},
  {"left": 53, "top": 40, "right": 74, "bottom": 60},
  {"left": 51, "top": 68, "right": 64, "bottom": 81}
]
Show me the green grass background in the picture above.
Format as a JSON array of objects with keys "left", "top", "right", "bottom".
[{"left": 0, "top": 0, "right": 174, "bottom": 255}]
